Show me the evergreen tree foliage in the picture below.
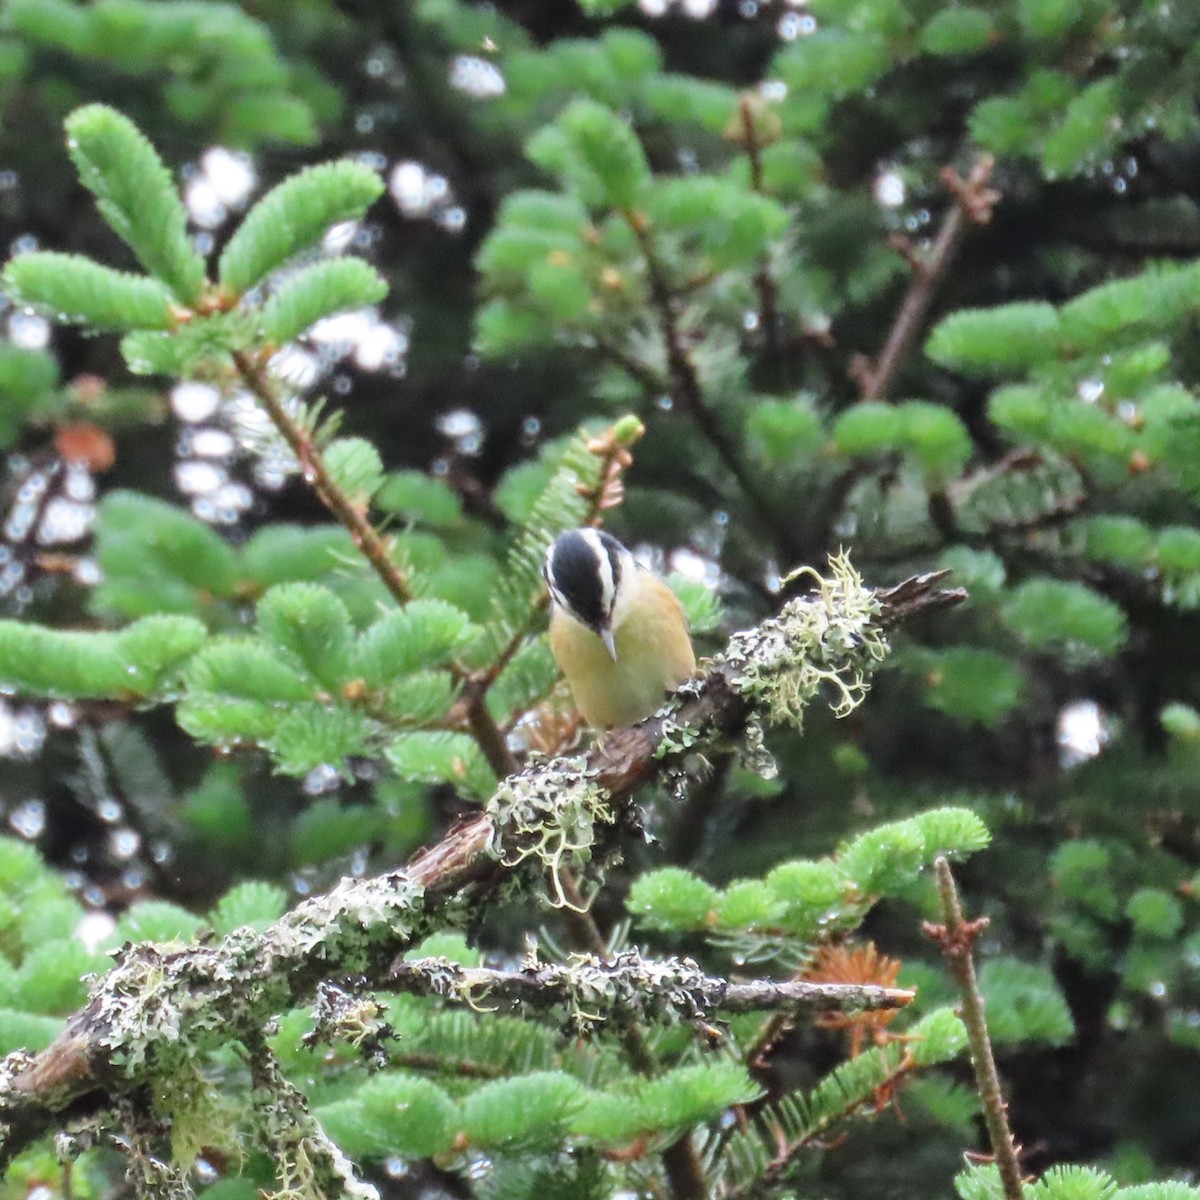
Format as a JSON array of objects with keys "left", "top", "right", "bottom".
[{"left": 0, "top": 2, "right": 1197, "bottom": 1200}]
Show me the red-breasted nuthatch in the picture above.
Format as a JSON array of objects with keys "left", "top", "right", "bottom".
[{"left": 544, "top": 528, "right": 695, "bottom": 729}]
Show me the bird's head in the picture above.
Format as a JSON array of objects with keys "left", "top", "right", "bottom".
[{"left": 543, "top": 528, "right": 632, "bottom": 661}]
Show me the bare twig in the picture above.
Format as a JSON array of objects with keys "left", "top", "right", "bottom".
[
  {"left": 235, "top": 348, "right": 530, "bottom": 786},
  {"left": 663, "top": 1136, "right": 709, "bottom": 1200},
  {"left": 855, "top": 156, "right": 999, "bottom": 402},
  {"left": 924, "top": 857, "right": 1024, "bottom": 1200},
  {"left": 227, "top": 351, "right": 567, "bottom": 787}
]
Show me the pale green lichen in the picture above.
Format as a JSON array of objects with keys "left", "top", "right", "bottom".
[
  {"left": 486, "top": 753, "right": 614, "bottom": 912},
  {"left": 554, "top": 950, "right": 720, "bottom": 1033},
  {"left": 154, "top": 1058, "right": 242, "bottom": 1167},
  {"left": 308, "top": 983, "right": 388, "bottom": 1052},
  {"left": 254, "top": 1045, "right": 378, "bottom": 1200},
  {"left": 723, "top": 550, "right": 887, "bottom": 731},
  {"left": 277, "top": 873, "right": 427, "bottom": 970}
]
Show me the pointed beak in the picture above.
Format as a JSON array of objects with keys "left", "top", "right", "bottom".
[{"left": 600, "top": 625, "right": 618, "bottom": 662}]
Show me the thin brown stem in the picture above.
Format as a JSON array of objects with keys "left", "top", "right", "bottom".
[
  {"left": 389, "top": 1052, "right": 503, "bottom": 1080},
  {"left": 232, "top": 350, "right": 413, "bottom": 608},
  {"left": 926, "top": 857, "right": 1024, "bottom": 1200},
  {"left": 460, "top": 674, "right": 519, "bottom": 777},
  {"left": 857, "top": 156, "right": 999, "bottom": 402},
  {"left": 662, "top": 1137, "right": 708, "bottom": 1200},
  {"left": 739, "top": 96, "right": 783, "bottom": 373}
]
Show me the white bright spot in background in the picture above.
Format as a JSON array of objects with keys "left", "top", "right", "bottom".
[
  {"left": 352, "top": 321, "right": 408, "bottom": 371},
  {"left": 9, "top": 797, "right": 45, "bottom": 838},
  {"left": 681, "top": 0, "right": 719, "bottom": 18},
  {"left": 172, "top": 382, "right": 222, "bottom": 423},
  {"left": 390, "top": 161, "right": 435, "bottom": 215},
  {"left": 388, "top": 160, "right": 464, "bottom": 233},
  {"left": 1077, "top": 378, "right": 1105, "bottom": 404},
  {"left": 0, "top": 700, "right": 46, "bottom": 759},
  {"left": 322, "top": 220, "right": 358, "bottom": 254},
  {"left": 1057, "top": 699, "right": 1109, "bottom": 767},
  {"left": 175, "top": 459, "right": 228, "bottom": 496},
  {"left": 184, "top": 175, "right": 226, "bottom": 229},
  {"left": 74, "top": 557, "right": 101, "bottom": 585},
  {"left": 39, "top": 493, "right": 94, "bottom": 544},
  {"left": 192, "top": 481, "right": 254, "bottom": 526},
  {"left": 185, "top": 147, "right": 258, "bottom": 228},
  {"left": 668, "top": 546, "right": 721, "bottom": 589},
  {"left": 271, "top": 345, "right": 321, "bottom": 389},
  {"left": 437, "top": 408, "right": 483, "bottom": 456},
  {"left": 449, "top": 55, "right": 506, "bottom": 98},
  {"left": 308, "top": 308, "right": 409, "bottom": 372},
  {"left": 75, "top": 910, "right": 117, "bottom": 952},
  {"left": 110, "top": 827, "right": 141, "bottom": 860},
  {"left": 303, "top": 764, "right": 342, "bottom": 795},
  {"left": 7, "top": 309, "right": 49, "bottom": 349},
  {"left": 200, "top": 147, "right": 257, "bottom": 208},
  {"left": 874, "top": 168, "right": 906, "bottom": 208},
  {"left": 190, "top": 428, "right": 236, "bottom": 458}
]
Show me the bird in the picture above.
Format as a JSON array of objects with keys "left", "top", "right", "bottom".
[{"left": 544, "top": 528, "right": 696, "bottom": 729}]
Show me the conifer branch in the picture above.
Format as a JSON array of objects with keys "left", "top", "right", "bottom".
[
  {"left": 855, "top": 155, "right": 999, "bottom": 402},
  {"left": 233, "top": 348, "right": 523, "bottom": 780},
  {"left": 925, "top": 857, "right": 1025, "bottom": 1200},
  {"left": 623, "top": 213, "right": 804, "bottom": 563},
  {"left": 0, "top": 567, "right": 962, "bottom": 1171},
  {"left": 726, "top": 1050, "right": 921, "bottom": 1200},
  {"left": 231, "top": 349, "right": 414, "bottom": 608}
]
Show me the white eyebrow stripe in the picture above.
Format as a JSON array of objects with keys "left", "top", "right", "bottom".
[{"left": 578, "top": 528, "right": 615, "bottom": 617}]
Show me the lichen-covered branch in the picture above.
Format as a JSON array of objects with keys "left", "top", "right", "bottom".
[
  {"left": 0, "top": 562, "right": 963, "bottom": 1170},
  {"left": 247, "top": 1034, "right": 379, "bottom": 1200},
  {"left": 388, "top": 950, "right": 914, "bottom": 1032}
]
